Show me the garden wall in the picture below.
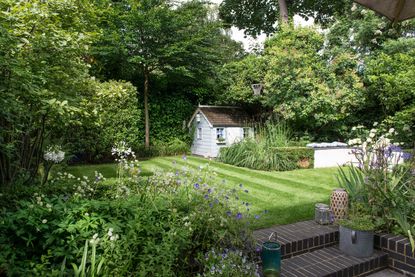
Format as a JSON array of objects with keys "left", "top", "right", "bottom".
[
  {"left": 307, "top": 143, "right": 406, "bottom": 168},
  {"left": 375, "top": 233, "right": 415, "bottom": 276}
]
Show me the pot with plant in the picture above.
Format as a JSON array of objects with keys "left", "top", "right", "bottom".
[{"left": 339, "top": 203, "right": 375, "bottom": 258}]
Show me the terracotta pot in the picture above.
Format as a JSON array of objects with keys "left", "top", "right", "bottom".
[{"left": 330, "top": 188, "right": 349, "bottom": 222}]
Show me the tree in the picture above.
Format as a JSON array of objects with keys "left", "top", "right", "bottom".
[
  {"left": 219, "top": 0, "right": 349, "bottom": 36},
  {"left": 0, "top": 0, "right": 98, "bottom": 185},
  {"left": 92, "top": 0, "right": 243, "bottom": 148},
  {"left": 220, "top": 27, "right": 364, "bottom": 140}
]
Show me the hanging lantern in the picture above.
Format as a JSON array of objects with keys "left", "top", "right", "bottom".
[
  {"left": 251, "top": 83, "right": 263, "bottom": 96},
  {"left": 330, "top": 188, "right": 349, "bottom": 222}
]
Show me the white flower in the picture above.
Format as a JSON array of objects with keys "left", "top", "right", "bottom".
[
  {"left": 388, "top": 128, "right": 395, "bottom": 134},
  {"left": 46, "top": 204, "right": 52, "bottom": 208},
  {"left": 366, "top": 138, "right": 372, "bottom": 143},
  {"left": 352, "top": 127, "right": 357, "bottom": 131},
  {"left": 351, "top": 3, "right": 357, "bottom": 11},
  {"left": 42, "top": 219, "right": 47, "bottom": 224},
  {"left": 369, "top": 132, "right": 376, "bottom": 138},
  {"left": 43, "top": 145, "right": 65, "bottom": 163},
  {"left": 93, "top": 233, "right": 99, "bottom": 239},
  {"left": 374, "top": 30, "right": 382, "bottom": 36}
]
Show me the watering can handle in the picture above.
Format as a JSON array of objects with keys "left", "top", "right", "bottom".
[{"left": 269, "top": 232, "right": 278, "bottom": 242}]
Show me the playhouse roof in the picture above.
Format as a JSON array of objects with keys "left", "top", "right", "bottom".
[{"left": 188, "top": 105, "right": 252, "bottom": 127}]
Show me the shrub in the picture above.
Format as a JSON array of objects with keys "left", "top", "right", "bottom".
[
  {"left": 0, "top": 161, "right": 258, "bottom": 275},
  {"left": 338, "top": 125, "right": 415, "bottom": 250}
]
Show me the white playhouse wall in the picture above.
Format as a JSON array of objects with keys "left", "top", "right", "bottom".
[
  {"left": 190, "top": 115, "right": 213, "bottom": 157},
  {"left": 190, "top": 117, "right": 254, "bottom": 157}
]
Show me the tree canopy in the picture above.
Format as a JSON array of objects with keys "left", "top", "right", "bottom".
[{"left": 219, "top": 0, "right": 350, "bottom": 36}]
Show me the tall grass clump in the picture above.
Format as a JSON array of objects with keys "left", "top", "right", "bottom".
[{"left": 218, "top": 122, "right": 308, "bottom": 171}]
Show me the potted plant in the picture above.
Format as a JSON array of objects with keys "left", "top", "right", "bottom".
[{"left": 339, "top": 204, "right": 375, "bottom": 258}]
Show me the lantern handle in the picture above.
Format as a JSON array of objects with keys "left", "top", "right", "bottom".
[{"left": 268, "top": 232, "right": 278, "bottom": 242}]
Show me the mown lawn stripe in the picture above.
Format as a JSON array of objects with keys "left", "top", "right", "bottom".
[
  {"left": 162, "top": 157, "right": 332, "bottom": 198},
  {"left": 187, "top": 156, "right": 337, "bottom": 190}
]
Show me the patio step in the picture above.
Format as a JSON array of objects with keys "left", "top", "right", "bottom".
[
  {"left": 280, "top": 246, "right": 388, "bottom": 277},
  {"left": 254, "top": 220, "right": 339, "bottom": 258}
]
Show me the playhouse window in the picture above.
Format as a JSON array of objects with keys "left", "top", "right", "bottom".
[
  {"left": 197, "top": 128, "right": 202, "bottom": 140},
  {"left": 216, "top": 128, "right": 225, "bottom": 142}
]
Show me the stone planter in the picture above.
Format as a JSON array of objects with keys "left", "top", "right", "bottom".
[{"left": 339, "top": 225, "right": 374, "bottom": 258}]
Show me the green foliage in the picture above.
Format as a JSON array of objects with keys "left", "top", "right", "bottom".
[
  {"left": 63, "top": 80, "right": 141, "bottom": 163},
  {"left": 340, "top": 216, "right": 375, "bottom": 232},
  {"left": 337, "top": 128, "right": 415, "bottom": 249},
  {"left": 218, "top": 122, "right": 313, "bottom": 171},
  {"left": 0, "top": 164, "right": 257, "bottom": 275},
  {"left": 221, "top": 26, "right": 364, "bottom": 141},
  {"left": 199, "top": 248, "right": 258, "bottom": 276},
  {"left": 219, "top": 0, "right": 349, "bottom": 36},
  {"left": 339, "top": 203, "right": 375, "bottom": 231},
  {"left": 0, "top": 0, "right": 98, "bottom": 185},
  {"left": 336, "top": 165, "right": 367, "bottom": 203}
]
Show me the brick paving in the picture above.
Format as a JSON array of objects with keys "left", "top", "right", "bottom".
[
  {"left": 280, "top": 246, "right": 387, "bottom": 277},
  {"left": 254, "top": 220, "right": 339, "bottom": 258},
  {"left": 254, "top": 220, "right": 390, "bottom": 277}
]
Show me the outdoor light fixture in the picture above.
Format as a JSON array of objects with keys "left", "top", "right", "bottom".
[
  {"left": 251, "top": 83, "right": 263, "bottom": 96},
  {"left": 196, "top": 113, "right": 201, "bottom": 123}
]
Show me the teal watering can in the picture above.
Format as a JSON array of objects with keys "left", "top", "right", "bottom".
[{"left": 261, "top": 232, "right": 281, "bottom": 277}]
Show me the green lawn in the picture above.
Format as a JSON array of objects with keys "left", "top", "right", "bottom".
[{"left": 66, "top": 156, "right": 340, "bottom": 229}]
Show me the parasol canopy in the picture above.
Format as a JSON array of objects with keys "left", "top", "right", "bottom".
[{"left": 354, "top": 0, "right": 415, "bottom": 23}]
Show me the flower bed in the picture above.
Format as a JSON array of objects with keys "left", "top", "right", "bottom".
[{"left": 0, "top": 144, "right": 262, "bottom": 276}]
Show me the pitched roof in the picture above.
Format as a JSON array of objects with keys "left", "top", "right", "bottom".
[{"left": 189, "top": 105, "right": 252, "bottom": 127}]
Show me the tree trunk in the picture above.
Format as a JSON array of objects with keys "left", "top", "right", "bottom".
[
  {"left": 278, "top": 0, "right": 289, "bottom": 25},
  {"left": 144, "top": 68, "right": 150, "bottom": 149}
]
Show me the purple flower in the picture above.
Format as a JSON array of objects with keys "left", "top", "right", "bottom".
[
  {"left": 245, "top": 202, "right": 249, "bottom": 206},
  {"left": 226, "top": 211, "right": 232, "bottom": 216},
  {"left": 194, "top": 183, "right": 200, "bottom": 190},
  {"left": 207, "top": 188, "right": 212, "bottom": 194},
  {"left": 256, "top": 246, "right": 261, "bottom": 253},
  {"left": 239, "top": 184, "right": 243, "bottom": 187},
  {"left": 402, "top": 152, "right": 412, "bottom": 161},
  {"left": 255, "top": 215, "right": 260, "bottom": 219},
  {"left": 244, "top": 189, "right": 249, "bottom": 193},
  {"left": 204, "top": 194, "right": 209, "bottom": 199},
  {"left": 236, "top": 212, "right": 243, "bottom": 220},
  {"left": 209, "top": 203, "right": 213, "bottom": 208},
  {"left": 214, "top": 198, "right": 219, "bottom": 204},
  {"left": 182, "top": 155, "right": 187, "bottom": 161}
]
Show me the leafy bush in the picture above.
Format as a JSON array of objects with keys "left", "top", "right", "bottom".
[
  {"left": 0, "top": 157, "right": 259, "bottom": 275},
  {"left": 338, "top": 125, "right": 415, "bottom": 250},
  {"left": 218, "top": 123, "right": 313, "bottom": 171}
]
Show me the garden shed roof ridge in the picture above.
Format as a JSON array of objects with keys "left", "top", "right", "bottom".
[{"left": 188, "top": 105, "right": 252, "bottom": 127}]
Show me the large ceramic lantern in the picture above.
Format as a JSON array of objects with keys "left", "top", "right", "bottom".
[{"left": 330, "top": 188, "right": 349, "bottom": 222}]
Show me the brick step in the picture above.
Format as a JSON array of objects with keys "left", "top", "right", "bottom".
[
  {"left": 254, "top": 220, "right": 339, "bottom": 258},
  {"left": 281, "top": 246, "right": 388, "bottom": 277}
]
